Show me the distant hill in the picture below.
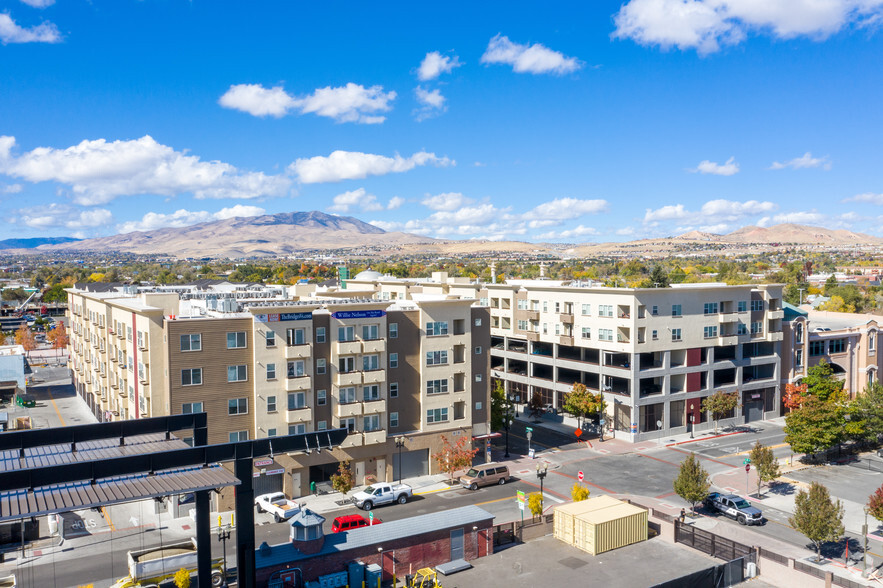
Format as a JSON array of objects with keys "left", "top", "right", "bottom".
[
  {"left": 0, "top": 237, "right": 81, "bottom": 249},
  {"left": 38, "top": 211, "right": 434, "bottom": 258},
  {"left": 677, "top": 223, "right": 883, "bottom": 245}
]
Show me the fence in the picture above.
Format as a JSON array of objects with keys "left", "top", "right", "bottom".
[
  {"left": 793, "top": 560, "right": 827, "bottom": 579},
  {"left": 758, "top": 546, "right": 788, "bottom": 566},
  {"left": 493, "top": 513, "right": 554, "bottom": 548},
  {"left": 650, "top": 556, "right": 745, "bottom": 588},
  {"left": 674, "top": 521, "right": 754, "bottom": 562},
  {"left": 847, "top": 457, "right": 883, "bottom": 473}
]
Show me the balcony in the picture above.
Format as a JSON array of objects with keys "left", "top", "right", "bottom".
[
  {"left": 719, "top": 313, "right": 739, "bottom": 323},
  {"left": 559, "top": 313, "right": 574, "bottom": 324},
  {"left": 285, "top": 344, "right": 311, "bottom": 360},
  {"left": 363, "top": 399, "right": 386, "bottom": 414},
  {"left": 559, "top": 335, "right": 574, "bottom": 346},
  {"left": 362, "top": 339, "right": 386, "bottom": 354},
  {"left": 335, "top": 371, "right": 361, "bottom": 387},
  {"left": 285, "top": 376, "right": 311, "bottom": 392},
  {"left": 525, "top": 332, "right": 539, "bottom": 342},
  {"left": 336, "top": 402, "right": 362, "bottom": 418},
  {"left": 335, "top": 340, "right": 362, "bottom": 356},
  {"left": 340, "top": 433, "right": 363, "bottom": 449},
  {"left": 285, "top": 407, "right": 311, "bottom": 423},
  {"left": 363, "top": 429, "right": 386, "bottom": 445},
  {"left": 525, "top": 310, "right": 540, "bottom": 321},
  {"left": 769, "top": 310, "right": 784, "bottom": 320},
  {"left": 362, "top": 369, "right": 386, "bottom": 384},
  {"left": 768, "top": 331, "right": 784, "bottom": 342}
]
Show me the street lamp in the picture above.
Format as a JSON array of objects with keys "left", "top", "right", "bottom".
[
  {"left": 504, "top": 392, "right": 515, "bottom": 458},
  {"left": 394, "top": 436, "right": 405, "bottom": 484},
  {"left": 536, "top": 462, "right": 548, "bottom": 514},
  {"left": 689, "top": 403, "right": 694, "bottom": 439},
  {"left": 217, "top": 517, "right": 231, "bottom": 587},
  {"left": 863, "top": 505, "right": 870, "bottom": 578}
]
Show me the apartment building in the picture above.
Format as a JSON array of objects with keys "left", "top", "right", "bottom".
[
  {"left": 344, "top": 273, "right": 784, "bottom": 442},
  {"left": 67, "top": 281, "right": 489, "bottom": 498},
  {"left": 782, "top": 305, "right": 882, "bottom": 396}
]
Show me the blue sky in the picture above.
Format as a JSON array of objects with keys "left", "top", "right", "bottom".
[{"left": 1, "top": 0, "right": 882, "bottom": 243}]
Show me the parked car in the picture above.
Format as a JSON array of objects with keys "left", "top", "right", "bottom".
[
  {"left": 352, "top": 483, "right": 413, "bottom": 511},
  {"left": 704, "top": 492, "right": 764, "bottom": 525},
  {"left": 255, "top": 492, "right": 301, "bottom": 522},
  {"left": 331, "top": 514, "right": 383, "bottom": 533},
  {"left": 460, "top": 464, "right": 510, "bottom": 490}
]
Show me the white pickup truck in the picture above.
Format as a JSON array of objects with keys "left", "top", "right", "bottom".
[
  {"left": 255, "top": 492, "right": 301, "bottom": 522},
  {"left": 703, "top": 492, "right": 764, "bottom": 525},
  {"left": 352, "top": 483, "right": 413, "bottom": 511}
]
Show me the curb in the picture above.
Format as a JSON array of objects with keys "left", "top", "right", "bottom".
[{"left": 665, "top": 430, "right": 746, "bottom": 447}]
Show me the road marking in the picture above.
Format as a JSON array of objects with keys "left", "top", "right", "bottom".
[
  {"left": 655, "top": 491, "right": 677, "bottom": 499},
  {"left": 48, "top": 387, "right": 66, "bottom": 427},
  {"left": 719, "top": 443, "right": 788, "bottom": 458},
  {"left": 518, "top": 478, "right": 570, "bottom": 500},
  {"left": 637, "top": 453, "right": 681, "bottom": 468},
  {"left": 667, "top": 446, "right": 737, "bottom": 469},
  {"left": 101, "top": 507, "right": 115, "bottom": 532},
  {"left": 551, "top": 470, "right": 615, "bottom": 494},
  {"left": 475, "top": 496, "right": 513, "bottom": 507}
]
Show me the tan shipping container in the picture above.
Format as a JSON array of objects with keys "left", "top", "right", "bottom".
[{"left": 553, "top": 496, "right": 648, "bottom": 556}]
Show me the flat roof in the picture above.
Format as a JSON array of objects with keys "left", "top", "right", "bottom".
[{"left": 806, "top": 310, "right": 881, "bottom": 331}]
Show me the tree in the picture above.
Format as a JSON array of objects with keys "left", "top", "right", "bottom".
[
  {"left": 868, "top": 484, "right": 883, "bottom": 525},
  {"left": 490, "top": 380, "right": 511, "bottom": 432},
  {"left": 434, "top": 434, "right": 479, "bottom": 484},
  {"left": 173, "top": 568, "right": 191, "bottom": 588},
  {"left": 784, "top": 397, "right": 844, "bottom": 456},
  {"left": 804, "top": 360, "right": 845, "bottom": 402},
  {"left": 789, "top": 481, "right": 845, "bottom": 562},
  {"left": 783, "top": 382, "right": 809, "bottom": 410},
  {"left": 701, "top": 391, "right": 739, "bottom": 433},
  {"left": 528, "top": 391, "right": 544, "bottom": 419},
  {"left": 563, "top": 383, "right": 593, "bottom": 428},
  {"left": 1, "top": 288, "right": 28, "bottom": 302},
  {"left": 748, "top": 442, "right": 780, "bottom": 498},
  {"left": 673, "top": 453, "right": 710, "bottom": 515},
  {"left": 823, "top": 275, "right": 839, "bottom": 296},
  {"left": 528, "top": 492, "right": 544, "bottom": 517},
  {"left": 14, "top": 324, "right": 35, "bottom": 357},
  {"left": 850, "top": 382, "right": 883, "bottom": 443},
  {"left": 571, "top": 483, "right": 590, "bottom": 502},
  {"left": 648, "top": 265, "right": 670, "bottom": 288},
  {"left": 331, "top": 460, "right": 355, "bottom": 495},
  {"left": 47, "top": 322, "right": 68, "bottom": 359}
]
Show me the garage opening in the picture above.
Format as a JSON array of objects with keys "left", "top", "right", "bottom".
[{"left": 393, "top": 448, "right": 429, "bottom": 480}]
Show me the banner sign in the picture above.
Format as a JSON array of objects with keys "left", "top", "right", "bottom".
[
  {"left": 331, "top": 310, "right": 386, "bottom": 320},
  {"left": 255, "top": 312, "right": 313, "bottom": 323}
]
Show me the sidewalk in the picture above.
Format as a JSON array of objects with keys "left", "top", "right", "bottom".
[{"left": 293, "top": 473, "right": 459, "bottom": 516}]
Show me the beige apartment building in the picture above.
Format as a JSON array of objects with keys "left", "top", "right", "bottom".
[
  {"left": 67, "top": 281, "right": 489, "bottom": 498},
  {"left": 344, "top": 273, "right": 785, "bottom": 442}
]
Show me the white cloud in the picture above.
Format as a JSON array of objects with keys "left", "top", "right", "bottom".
[
  {"left": 692, "top": 156, "right": 739, "bottom": 175},
  {"left": 616, "top": 226, "right": 637, "bottom": 236},
  {"left": 844, "top": 192, "right": 883, "bottom": 204},
  {"left": 219, "top": 83, "right": 395, "bottom": 124},
  {"left": 767, "top": 210, "right": 828, "bottom": 224},
  {"left": 417, "top": 51, "right": 462, "bottom": 81},
  {"left": 289, "top": 150, "right": 453, "bottom": 184},
  {"left": 414, "top": 86, "right": 446, "bottom": 121},
  {"left": 327, "top": 188, "right": 384, "bottom": 213},
  {"left": 0, "top": 135, "right": 291, "bottom": 205},
  {"left": 421, "top": 192, "right": 473, "bottom": 211},
  {"left": 1, "top": 183, "right": 22, "bottom": 194},
  {"left": 644, "top": 199, "right": 777, "bottom": 226},
  {"left": 19, "top": 203, "right": 112, "bottom": 230},
  {"left": 769, "top": 152, "right": 832, "bottom": 170},
  {"left": 535, "top": 225, "right": 600, "bottom": 240},
  {"left": 0, "top": 13, "right": 60, "bottom": 44},
  {"left": 387, "top": 196, "right": 405, "bottom": 210},
  {"left": 480, "top": 34, "right": 582, "bottom": 75},
  {"left": 19, "top": 0, "right": 55, "bottom": 8},
  {"left": 117, "top": 205, "right": 265, "bottom": 233},
  {"left": 526, "top": 197, "right": 608, "bottom": 220},
  {"left": 612, "top": 0, "right": 883, "bottom": 54}
]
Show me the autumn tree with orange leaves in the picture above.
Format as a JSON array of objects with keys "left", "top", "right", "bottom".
[{"left": 783, "top": 383, "right": 809, "bottom": 410}]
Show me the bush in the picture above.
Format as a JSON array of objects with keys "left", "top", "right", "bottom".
[
  {"left": 173, "top": 568, "right": 191, "bottom": 588},
  {"left": 571, "top": 483, "right": 590, "bottom": 502},
  {"left": 528, "top": 492, "right": 544, "bottom": 516}
]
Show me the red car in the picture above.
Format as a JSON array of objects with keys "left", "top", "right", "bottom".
[{"left": 331, "top": 514, "right": 383, "bottom": 533}]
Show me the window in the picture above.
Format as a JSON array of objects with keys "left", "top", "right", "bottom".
[
  {"left": 426, "top": 350, "right": 448, "bottom": 365},
  {"left": 652, "top": 330, "right": 658, "bottom": 340},
  {"left": 672, "top": 304, "right": 682, "bottom": 317},
  {"left": 267, "top": 395, "right": 277, "bottom": 412},
  {"left": 475, "top": 374, "right": 483, "bottom": 382},
  {"left": 543, "top": 301, "right": 548, "bottom": 312},
  {"left": 339, "top": 387, "right": 357, "bottom": 403},
  {"left": 390, "top": 412, "right": 399, "bottom": 428},
  {"left": 229, "top": 431, "right": 249, "bottom": 442},
  {"left": 267, "top": 428, "right": 277, "bottom": 437},
  {"left": 555, "top": 324, "right": 561, "bottom": 335},
  {"left": 581, "top": 304, "right": 591, "bottom": 316},
  {"left": 703, "top": 302, "right": 718, "bottom": 315},
  {"left": 474, "top": 318, "right": 482, "bottom": 326},
  {"left": 227, "top": 332, "right": 246, "bottom": 349},
  {"left": 127, "top": 326, "right": 132, "bottom": 341},
  {"left": 182, "top": 368, "right": 202, "bottom": 386},
  {"left": 288, "top": 360, "right": 306, "bottom": 377},
  {"left": 870, "top": 332, "right": 876, "bottom": 353},
  {"left": 870, "top": 370, "right": 876, "bottom": 386},
  {"left": 737, "top": 301, "right": 747, "bottom": 312},
  {"left": 555, "top": 302, "right": 561, "bottom": 313},
  {"left": 390, "top": 353, "right": 399, "bottom": 368},
  {"left": 795, "top": 323, "right": 803, "bottom": 344},
  {"left": 286, "top": 328, "right": 305, "bottom": 346},
  {"left": 266, "top": 363, "right": 276, "bottom": 380},
  {"left": 389, "top": 382, "right": 398, "bottom": 397},
  {"left": 829, "top": 338, "right": 846, "bottom": 354},
  {"left": 651, "top": 305, "right": 658, "bottom": 316},
  {"left": 340, "top": 417, "right": 356, "bottom": 433},
  {"left": 517, "top": 319, "right": 529, "bottom": 331},
  {"left": 599, "top": 305, "right": 614, "bottom": 317},
  {"left": 316, "top": 358, "right": 326, "bottom": 374},
  {"left": 362, "top": 324, "right": 379, "bottom": 340},
  {"left": 671, "top": 328, "right": 682, "bottom": 342},
  {"left": 796, "top": 349, "right": 804, "bottom": 368},
  {"left": 338, "top": 326, "right": 354, "bottom": 342},
  {"left": 751, "top": 300, "right": 764, "bottom": 312},
  {"left": 316, "top": 327, "right": 326, "bottom": 343},
  {"left": 809, "top": 340, "right": 825, "bottom": 356},
  {"left": 227, "top": 365, "right": 247, "bottom": 382},
  {"left": 288, "top": 392, "right": 306, "bottom": 410},
  {"left": 337, "top": 356, "right": 354, "bottom": 373},
  {"left": 581, "top": 327, "right": 591, "bottom": 340},
  {"left": 364, "top": 414, "right": 381, "bottom": 432},
  {"left": 363, "top": 385, "right": 380, "bottom": 401},
  {"left": 427, "top": 379, "right": 448, "bottom": 395},
  {"left": 182, "top": 402, "right": 203, "bottom": 414},
  {"left": 426, "top": 321, "right": 449, "bottom": 336},
  {"left": 265, "top": 331, "right": 276, "bottom": 347},
  {"left": 389, "top": 323, "right": 398, "bottom": 338},
  {"left": 427, "top": 408, "right": 449, "bottom": 423},
  {"left": 288, "top": 423, "right": 306, "bottom": 435},
  {"left": 180, "top": 334, "right": 201, "bottom": 352},
  {"left": 317, "top": 420, "right": 327, "bottom": 431},
  {"left": 704, "top": 326, "right": 718, "bottom": 338},
  {"left": 137, "top": 331, "right": 145, "bottom": 349},
  {"left": 737, "top": 323, "right": 748, "bottom": 335},
  {"left": 317, "top": 389, "right": 327, "bottom": 405},
  {"left": 475, "top": 346, "right": 482, "bottom": 355},
  {"left": 475, "top": 401, "right": 482, "bottom": 410},
  {"left": 228, "top": 398, "right": 248, "bottom": 415},
  {"left": 599, "top": 329, "right": 613, "bottom": 342},
  {"left": 751, "top": 321, "right": 763, "bottom": 336},
  {"left": 362, "top": 354, "right": 379, "bottom": 371}
]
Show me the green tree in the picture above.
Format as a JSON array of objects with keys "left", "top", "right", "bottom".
[
  {"left": 42, "top": 283, "right": 68, "bottom": 303},
  {"left": 528, "top": 492, "right": 544, "bottom": 517},
  {"left": 669, "top": 266, "right": 687, "bottom": 284},
  {"left": 1, "top": 288, "right": 28, "bottom": 302},
  {"left": 784, "top": 398, "right": 844, "bottom": 456},
  {"left": 868, "top": 484, "right": 883, "bottom": 525},
  {"left": 571, "top": 483, "right": 590, "bottom": 502},
  {"left": 673, "top": 453, "right": 710, "bottom": 515},
  {"left": 701, "top": 391, "right": 739, "bottom": 433},
  {"left": 748, "top": 442, "right": 780, "bottom": 498},
  {"left": 823, "top": 275, "right": 839, "bottom": 296},
  {"left": 563, "top": 382, "right": 593, "bottom": 428},
  {"left": 331, "top": 460, "right": 355, "bottom": 495},
  {"left": 490, "top": 380, "right": 511, "bottom": 432},
  {"left": 850, "top": 382, "right": 883, "bottom": 443},
  {"left": 789, "top": 481, "right": 844, "bottom": 562},
  {"left": 818, "top": 295, "right": 855, "bottom": 313},
  {"left": 803, "top": 360, "right": 844, "bottom": 402}
]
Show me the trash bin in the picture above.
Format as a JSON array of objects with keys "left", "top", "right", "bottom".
[{"left": 310, "top": 481, "right": 317, "bottom": 495}]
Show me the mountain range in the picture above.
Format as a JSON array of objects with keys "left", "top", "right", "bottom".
[{"left": 7, "top": 211, "right": 880, "bottom": 258}]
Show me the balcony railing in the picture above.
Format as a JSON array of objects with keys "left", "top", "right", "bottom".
[
  {"left": 334, "top": 340, "right": 362, "bottom": 356},
  {"left": 362, "top": 339, "right": 386, "bottom": 354},
  {"left": 285, "top": 376, "right": 311, "bottom": 392},
  {"left": 336, "top": 402, "right": 363, "bottom": 418},
  {"left": 362, "top": 369, "right": 386, "bottom": 384},
  {"left": 285, "top": 344, "right": 311, "bottom": 360},
  {"left": 340, "top": 433, "right": 363, "bottom": 448},
  {"left": 335, "top": 371, "right": 361, "bottom": 387},
  {"left": 285, "top": 406, "right": 311, "bottom": 423},
  {"left": 363, "top": 429, "right": 386, "bottom": 445},
  {"left": 363, "top": 399, "right": 386, "bottom": 414}
]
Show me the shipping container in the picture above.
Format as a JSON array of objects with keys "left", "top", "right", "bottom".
[{"left": 553, "top": 496, "right": 648, "bottom": 555}]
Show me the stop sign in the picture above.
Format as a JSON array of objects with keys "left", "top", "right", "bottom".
[
  {"left": 745, "top": 464, "right": 750, "bottom": 472},
  {"left": 578, "top": 471, "right": 584, "bottom": 482}
]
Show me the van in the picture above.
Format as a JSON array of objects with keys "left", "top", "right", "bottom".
[{"left": 460, "top": 463, "right": 509, "bottom": 490}]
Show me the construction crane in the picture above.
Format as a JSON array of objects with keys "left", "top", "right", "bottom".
[{"left": 12, "top": 290, "right": 38, "bottom": 317}]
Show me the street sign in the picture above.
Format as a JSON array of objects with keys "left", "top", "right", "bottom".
[
  {"left": 599, "top": 419, "right": 606, "bottom": 425},
  {"left": 578, "top": 471, "right": 584, "bottom": 482},
  {"left": 743, "top": 458, "right": 751, "bottom": 464},
  {"left": 525, "top": 427, "right": 533, "bottom": 432},
  {"left": 369, "top": 511, "right": 374, "bottom": 523},
  {"left": 745, "top": 464, "right": 750, "bottom": 472},
  {"left": 516, "top": 490, "right": 526, "bottom": 510},
  {"left": 526, "top": 430, "right": 533, "bottom": 440},
  {"left": 528, "top": 449, "right": 535, "bottom": 459},
  {"left": 574, "top": 429, "right": 582, "bottom": 438}
]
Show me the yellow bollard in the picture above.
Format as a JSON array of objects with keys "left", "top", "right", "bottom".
[{"left": 377, "top": 578, "right": 381, "bottom": 588}]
